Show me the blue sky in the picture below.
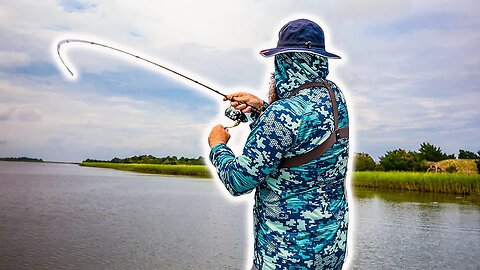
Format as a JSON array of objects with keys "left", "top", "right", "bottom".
[{"left": 0, "top": 0, "right": 479, "bottom": 162}]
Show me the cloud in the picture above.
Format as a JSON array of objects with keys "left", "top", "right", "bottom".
[
  {"left": 0, "top": 106, "right": 41, "bottom": 122},
  {"left": 333, "top": 0, "right": 414, "bottom": 21},
  {"left": 0, "top": 51, "right": 30, "bottom": 68},
  {"left": 3, "top": 61, "right": 58, "bottom": 77},
  {"left": 333, "top": 2, "right": 480, "bottom": 156},
  {"left": 16, "top": 107, "right": 42, "bottom": 122},
  {"left": 0, "top": 0, "right": 478, "bottom": 161},
  {"left": 57, "top": 0, "right": 96, "bottom": 13}
]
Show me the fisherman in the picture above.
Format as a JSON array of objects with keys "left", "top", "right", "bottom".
[{"left": 208, "top": 18, "right": 350, "bottom": 270}]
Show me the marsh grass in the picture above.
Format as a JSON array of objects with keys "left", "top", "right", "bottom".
[
  {"left": 353, "top": 171, "right": 480, "bottom": 195},
  {"left": 80, "top": 162, "right": 211, "bottom": 178},
  {"left": 81, "top": 163, "right": 480, "bottom": 195}
]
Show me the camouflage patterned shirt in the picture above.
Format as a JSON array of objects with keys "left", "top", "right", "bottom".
[{"left": 209, "top": 52, "right": 349, "bottom": 270}]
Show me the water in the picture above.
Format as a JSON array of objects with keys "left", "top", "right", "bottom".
[
  {"left": 350, "top": 189, "right": 480, "bottom": 270},
  {"left": 0, "top": 161, "right": 479, "bottom": 270}
]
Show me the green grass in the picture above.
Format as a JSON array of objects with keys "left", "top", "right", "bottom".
[
  {"left": 353, "top": 171, "right": 480, "bottom": 195},
  {"left": 80, "top": 162, "right": 212, "bottom": 178},
  {"left": 81, "top": 162, "right": 480, "bottom": 195}
]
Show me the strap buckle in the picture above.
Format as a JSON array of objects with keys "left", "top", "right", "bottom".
[{"left": 335, "top": 129, "right": 341, "bottom": 140}]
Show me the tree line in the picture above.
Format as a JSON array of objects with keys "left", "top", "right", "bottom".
[
  {"left": 355, "top": 142, "right": 480, "bottom": 172},
  {"left": 0, "top": 157, "right": 43, "bottom": 162},
  {"left": 84, "top": 155, "right": 206, "bottom": 165}
]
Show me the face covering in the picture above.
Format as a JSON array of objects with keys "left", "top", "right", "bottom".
[{"left": 274, "top": 52, "right": 329, "bottom": 99}]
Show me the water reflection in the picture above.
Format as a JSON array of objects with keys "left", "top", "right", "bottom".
[
  {"left": 353, "top": 187, "right": 480, "bottom": 206},
  {"left": 351, "top": 187, "right": 480, "bottom": 270}
]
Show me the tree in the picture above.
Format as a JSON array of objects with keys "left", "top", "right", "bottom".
[
  {"left": 379, "top": 149, "right": 427, "bottom": 171},
  {"left": 458, "top": 150, "right": 479, "bottom": 159},
  {"left": 162, "top": 156, "right": 178, "bottom": 165},
  {"left": 354, "top": 152, "right": 377, "bottom": 171},
  {"left": 418, "top": 142, "right": 454, "bottom": 162}
]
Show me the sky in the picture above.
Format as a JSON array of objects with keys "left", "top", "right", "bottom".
[{"left": 0, "top": 0, "right": 479, "bottom": 162}]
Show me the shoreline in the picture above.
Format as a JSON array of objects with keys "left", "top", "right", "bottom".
[
  {"left": 80, "top": 162, "right": 212, "bottom": 178},
  {"left": 80, "top": 162, "right": 479, "bottom": 195}
]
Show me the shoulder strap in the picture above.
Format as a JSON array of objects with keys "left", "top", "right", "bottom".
[{"left": 279, "top": 80, "right": 349, "bottom": 168}]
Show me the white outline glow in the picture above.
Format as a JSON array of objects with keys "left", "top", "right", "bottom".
[{"left": 206, "top": 14, "right": 357, "bottom": 270}]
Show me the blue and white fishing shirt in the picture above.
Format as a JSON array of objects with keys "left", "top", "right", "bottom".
[{"left": 209, "top": 52, "right": 349, "bottom": 270}]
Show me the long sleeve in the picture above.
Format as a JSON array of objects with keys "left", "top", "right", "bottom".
[
  {"left": 249, "top": 100, "right": 270, "bottom": 123},
  {"left": 209, "top": 101, "right": 300, "bottom": 196}
]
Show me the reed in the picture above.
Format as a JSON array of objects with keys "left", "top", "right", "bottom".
[
  {"left": 353, "top": 171, "right": 480, "bottom": 195},
  {"left": 80, "top": 162, "right": 212, "bottom": 178}
]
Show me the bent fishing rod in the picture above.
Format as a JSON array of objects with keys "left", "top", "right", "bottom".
[{"left": 56, "top": 39, "right": 260, "bottom": 128}]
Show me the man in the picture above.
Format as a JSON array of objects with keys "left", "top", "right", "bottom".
[{"left": 208, "top": 19, "right": 350, "bottom": 270}]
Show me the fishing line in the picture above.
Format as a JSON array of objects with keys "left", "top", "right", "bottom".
[{"left": 56, "top": 39, "right": 261, "bottom": 126}]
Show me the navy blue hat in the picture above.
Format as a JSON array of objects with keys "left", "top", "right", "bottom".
[{"left": 260, "top": 19, "right": 340, "bottom": 59}]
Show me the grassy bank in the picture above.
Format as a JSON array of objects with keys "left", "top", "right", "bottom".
[
  {"left": 81, "top": 162, "right": 480, "bottom": 195},
  {"left": 353, "top": 171, "right": 480, "bottom": 195},
  {"left": 80, "top": 162, "right": 212, "bottom": 178}
]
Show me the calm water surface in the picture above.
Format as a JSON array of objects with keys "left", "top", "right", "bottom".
[{"left": 0, "top": 161, "right": 479, "bottom": 270}]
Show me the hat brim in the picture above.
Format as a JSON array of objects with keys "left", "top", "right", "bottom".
[{"left": 259, "top": 47, "right": 341, "bottom": 59}]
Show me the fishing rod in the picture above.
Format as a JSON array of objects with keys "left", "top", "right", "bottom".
[{"left": 56, "top": 39, "right": 260, "bottom": 128}]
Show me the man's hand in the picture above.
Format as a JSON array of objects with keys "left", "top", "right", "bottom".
[
  {"left": 208, "top": 124, "right": 231, "bottom": 148},
  {"left": 224, "top": 92, "right": 263, "bottom": 113}
]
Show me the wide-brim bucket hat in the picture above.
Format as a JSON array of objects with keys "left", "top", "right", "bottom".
[{"left": 260, "top": 19, "right": 340, "bottom": 59}]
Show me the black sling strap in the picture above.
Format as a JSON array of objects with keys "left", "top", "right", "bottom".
[{"left": 278, "top": 80, "right": 349, "bottom": 168}]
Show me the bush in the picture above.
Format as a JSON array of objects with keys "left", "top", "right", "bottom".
[
  {"left": 445, "top": 165, "right": 457, "bottom": 173},
  {"left": 354, "top": 153, "right": 377, "bottom": 171},
  {"left": 458, "top": 150, "right": 479, "bottom": 159},
  {"left": 375, "top": 164, "right": 385, "bottom": 171},
  {"left": 475, "top": 160, "right": 480, "bottom": 174},
  {"left": 379, "top": 149, "right": 426, "bottom": 172}
]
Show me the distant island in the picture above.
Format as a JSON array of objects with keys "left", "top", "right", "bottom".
[
  {"left": 0, "top": 157, "right": 44, "bottom": 162},
  {"left": 83, "top": 154, "right": 205, "bottom": 165}
]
